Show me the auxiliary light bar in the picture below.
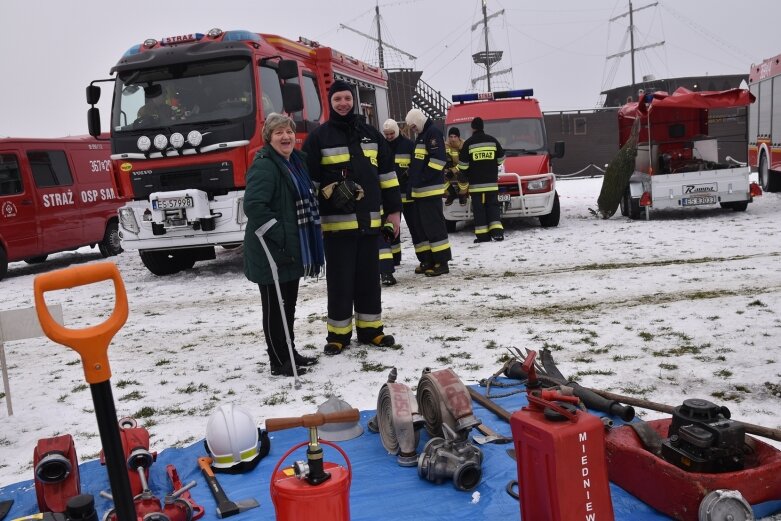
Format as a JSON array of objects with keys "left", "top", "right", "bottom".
[{"left": 452, "top": 89, "right": 534, "bottom": 103}]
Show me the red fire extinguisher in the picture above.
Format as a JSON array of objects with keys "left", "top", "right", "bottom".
[
  {"left": 267, "top": 409, "right": 359, "bottom": 521},
  {"left": 510, "top": 350, "right": 615, "bottom": 521}
]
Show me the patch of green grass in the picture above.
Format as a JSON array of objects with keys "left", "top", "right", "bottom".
[
  {"left": 638, "top": 331, "right": 654, "bottom": 341},
  {"left": 713, "top": 369, "right": 733, "bottom": 378},
  {"left": 263, "top": 392, "right": 288, "bottom": 406},
  {"left": 652, "top": 345, "right": 702, "bottom": 357},
  {"left": 57, "top": 394, "right": 68, "bottom": 403},
  {"left": 119, "top": 390, "right": 144, "bottom": 401},
  {"left": 764, "top": 382, "right": 781, "bottom": 397},
  {"left": 572, "top": 355, "right": 594, "bottom": 364},
  {"left": 588, "top": 347, "right": 611, "bottom": 355},
  {"left": 612, "top": 355, "right": 637, "bottom": 362},
  {"left": 658, "top": 363, "right": 678, "bottom": 370},
  {"left": 445, "top": 336, "right": 466, "bottom": 342},
  {"left": 710, "top": 391, "right": 743, "bottom": 402},
  {"left": 733, "top": 385, "right": 751, "bottom": 393},
  {"left": 135, "top": 406, "right": 156, "bottom": 418},
  {"left": 115, "top": 379, "right": 140, "bottom": 389},
  {"left": 572, "top": 369, "right": 615, "bottom": 378},
  {"left": 71, "top": 383, "right": 88, "bottom": 393},
  {"left": 66, "top": 359, "right": 80, "bottom": 366},
  {"left": 177, "top": 383, "right": 209, "bottom": 394},
  {"left": 361, "top": 361, "right": 388, "bottom": 372},
  {"left": 619, "top": 384, "right": 656, "bottom": 396},
  {"left": 748, "top": 300, "right": 767, "bottom": 308},
  {"left": 155, "top": 359, "right": 171, "bottom": 366}
]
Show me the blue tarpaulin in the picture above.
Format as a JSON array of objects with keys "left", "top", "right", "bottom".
[{"left": 2, "top": 384, "right": 779, "bottom": 520}]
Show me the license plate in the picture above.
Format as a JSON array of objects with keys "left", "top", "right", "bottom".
[
  {"left": 152, "top": 196, "right": 194, "bottom": 210},
  {"left": 681, "top": 195, "right": 717, "bottom": 206},
  {"left": 498, "top": 193, "right": 511, "bottom": 202}
]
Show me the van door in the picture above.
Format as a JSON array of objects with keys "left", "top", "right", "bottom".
[
  {"left": 27, "top": 149, "right": 82, "bottom": 254},
  {"left": 0, "top": 150, "right": 40, "bottom": 260}
]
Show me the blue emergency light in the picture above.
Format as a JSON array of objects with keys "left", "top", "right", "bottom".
[
  {"left": 452, "top": 89, "right": 534, "bottom": 103},
  {"left": 222, "top": 30, "right": 261, "bottom": 43}
]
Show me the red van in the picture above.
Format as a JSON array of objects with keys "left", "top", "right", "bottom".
[{"left": 0, "top": 135, "right": 124, "bottom": 280}]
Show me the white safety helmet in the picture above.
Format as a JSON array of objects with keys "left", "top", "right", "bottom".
[{"left": 205, "top": 404, "right": 266, "bottom": 473}]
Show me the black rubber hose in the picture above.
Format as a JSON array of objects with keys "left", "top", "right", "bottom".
[{"left": 504, "top": 361, "right": 635, "bottom": 422}]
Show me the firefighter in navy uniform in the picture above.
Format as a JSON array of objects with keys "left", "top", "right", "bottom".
[
  {"left": 379, "top": 118, "right": 415, "bottom": 286},
  {"left": 405, "top": 108, "right": 452, "bottom": 276},
  {"left": 303, "top": 80, "right": 402, "bottom": 355},
  {"left": 459, "top": 117, "right": 505, "bottom": 242}
]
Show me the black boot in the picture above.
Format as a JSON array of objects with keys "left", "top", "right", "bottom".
[
  {"left": 381, "top": 273, "right": 397, "bottom": 286},
  {"left": 293, "top": 350, "right": 318, "bottom": 366},
  {"left": 270, "top": 360, "right": 308, "bottom": 377}
]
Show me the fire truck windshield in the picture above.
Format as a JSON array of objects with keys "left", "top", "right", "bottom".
[
  {"left": 451, "top": 118, "right": 546, "bottom": 153},
  {"left": 112, "top": 57, "right": 254, "bottom": 132}
]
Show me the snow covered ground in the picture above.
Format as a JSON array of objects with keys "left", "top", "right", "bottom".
[{"left": 1, "top": 175, "right": 780, "bottom": 492}]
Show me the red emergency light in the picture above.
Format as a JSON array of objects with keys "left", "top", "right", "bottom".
[{"left": 452, "top": 89, "right": 534, "bottom": 103}]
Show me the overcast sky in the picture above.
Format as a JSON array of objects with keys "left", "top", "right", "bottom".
[{"left": 0, "top": 0, "right": 777, "bottom": 137}]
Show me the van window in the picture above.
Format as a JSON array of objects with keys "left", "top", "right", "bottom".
[
  {"left": 28, "top": 150, "right": 73, "bottom": 187},
  {"left": 0, "top": 154, "right": 23, "bottom": 196}
]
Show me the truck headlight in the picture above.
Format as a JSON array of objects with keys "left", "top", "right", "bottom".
[
  {"left": 118, "top": 207, "right": 140, "bottom": 234},
  {"left": 526, "top": 178, "right": 549, "bottom": 191}
]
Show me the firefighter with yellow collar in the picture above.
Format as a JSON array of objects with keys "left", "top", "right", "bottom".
[
  {"left": 459, "top": 117, "right": 505, "bottom": 242},
  {"left": 405, "top": 108, "right": 452, "bottom": 276},
  {"left": 303, "top": 80, "right": 402, "bottom": 355}
]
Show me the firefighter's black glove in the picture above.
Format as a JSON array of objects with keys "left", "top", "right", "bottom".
[
  {"left": 323, "top": 179, "right": 364, "bottom": 213},
  {"left": 381, "top": 222, "right": 395, "bottom": 243}
]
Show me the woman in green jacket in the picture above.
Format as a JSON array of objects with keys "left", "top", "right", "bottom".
[{"left": 243, "top": 113, "right": 325, "bottom": 377}]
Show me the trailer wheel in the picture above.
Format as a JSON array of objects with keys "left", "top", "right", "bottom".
[
  {"left": 139, "top": 250, "right": 185, "bottom": 276},
  {"left": 759, "top": 151, "right": 781, "bottom": 192},
  {"left": 446, "top": 220, "right": 458, "bottom": 233},
  {"left": 538, "top": 192, "right": 560, "bottom": 228},
  {"left": 622, "top": 189, "right": 642, "bottom": 220},
  {"left": 0, "top": 246, "right": 7, "bottom": 281},
  {"left": 24, "top": 255, "right": 48, "bottom": 264},
  {"left": 99, "top": 221, "right": 123, "bottom": 258},
  {"left": 720, "top": 201, "right": 748, "bottom": 212}
]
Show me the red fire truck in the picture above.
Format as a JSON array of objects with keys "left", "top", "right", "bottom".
[
  {"left": 86, "top": 29, "right": 389, "bottom": 275},
  {"left": 443, "top": 89, "right": 565, "bottom": 230},
  {"left": 748, "top": 53, "right": 781, "bottom": 192},
  {"left": 0, "top": 136, "right": 123, "bottom": 281}
]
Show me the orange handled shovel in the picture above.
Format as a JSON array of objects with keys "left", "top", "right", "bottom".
[{"left": 34, "top": 262, "right": 136, "bottom": 521}]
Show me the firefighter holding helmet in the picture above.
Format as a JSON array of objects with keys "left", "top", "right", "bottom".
[
  {"left": 303, "top": 80, "right": 402, "bottom": 355},
  {"left": 404, "top": 108, "right": 452, "bottom": 277}
]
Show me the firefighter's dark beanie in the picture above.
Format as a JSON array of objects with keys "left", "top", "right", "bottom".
[
  {"left": 329, "top": 80, "right": 354, "bottom": 103},
  {"left": 471, "top": 117, "right": 484, "bottom": 131},
  {"left": 448, "top": 127, "right": 460, "bottom": 137}
]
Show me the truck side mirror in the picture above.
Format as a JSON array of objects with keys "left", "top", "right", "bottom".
[
  {"left": 551, "top": 141, "right": 565, "bottom": 159},
  {"left": 277, "top": 60, "right": 299, "bottom": 80},
  {"left": 86, "top": 85, "right": 101, "bottom": 105},
  {"left": 281, "top": 83, "right": 304, "bottom": 114},
  {"left": 87, "top": 107, "right": 102, "bottom": 137}
]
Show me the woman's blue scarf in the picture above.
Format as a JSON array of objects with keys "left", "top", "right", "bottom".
[{"left": 283, "top": 153, "right": 325, "bottom": 278}]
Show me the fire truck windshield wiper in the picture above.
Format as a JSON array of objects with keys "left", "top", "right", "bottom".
[{"left": 505, "top": 149, "right": 539, "bottom": 157}]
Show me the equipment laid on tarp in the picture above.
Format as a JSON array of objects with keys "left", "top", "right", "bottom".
[
  {"left": 33, "top": 435, "right": 81, "bottom": 513},
  {"left": 266, "top": 408, "right": 359, "bottom": 521},
  {"left": 33, "top": 263, "right": 203, "bottom": 521},
  {"left": 367, "top": 368, "right": 424, "bottom": 466}
]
